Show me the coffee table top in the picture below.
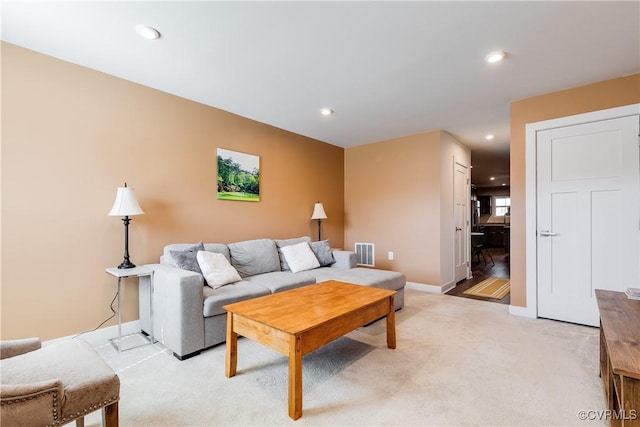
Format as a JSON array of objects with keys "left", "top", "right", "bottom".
[{"left": 223, "top": 280, "right": 395, "bottom": 334}]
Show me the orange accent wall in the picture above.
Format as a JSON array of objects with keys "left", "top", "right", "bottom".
[
  {"left": 1, "top": 43, "right": 344, "bottom": 340},
  {"left": 344, "top": 130, "right": 470, "bottom": 287},
  {"left": 509, "top": 73, "right": 640, "bottom": 307}
]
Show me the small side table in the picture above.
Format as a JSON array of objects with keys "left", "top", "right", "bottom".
[{"left": 105, "top": 266, "right": 154, "bottom": 352}]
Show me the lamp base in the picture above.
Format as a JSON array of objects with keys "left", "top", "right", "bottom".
[
  {"left": 117, "top": 260, "right": 136, "bottom": 269},
  {"left": 117, "top": 215, "right": 136, "bottom": 269}
]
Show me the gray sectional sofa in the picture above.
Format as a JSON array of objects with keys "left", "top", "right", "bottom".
[{"left": 138, "top": 236, "right": 405, "bottom": 360}]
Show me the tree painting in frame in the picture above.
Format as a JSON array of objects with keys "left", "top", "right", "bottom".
[{"left": 217, "top": 148, "right": 260, "bottom": 202}]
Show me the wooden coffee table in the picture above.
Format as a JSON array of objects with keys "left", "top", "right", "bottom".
[{"left": 224, "top": 280, "right": 396, "bottom": 420}]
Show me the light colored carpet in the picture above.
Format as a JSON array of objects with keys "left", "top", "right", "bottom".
[
  {"left": 463, "top": 277, "right": 511, "bottom": 299},
  {"left": 80, "top": 288, "right": 606, "bottom": 426}
]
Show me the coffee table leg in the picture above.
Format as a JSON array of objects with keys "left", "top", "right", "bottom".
[
  {"left": 387, "top": 296, "right": 396, "bottom": 349},
  {"left": 288, "top": 334, "right": 302, "bottom": 420},
  {"left": 225, "top": 312, "right": 237, "bottom": 378}
]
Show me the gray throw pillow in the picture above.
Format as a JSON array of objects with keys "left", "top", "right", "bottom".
[
  {"left": 170, "top": 241, "right": 205, "bottom": 275},
  {"left": 310, "top": 240, "right": 335, "bottom": 266}
]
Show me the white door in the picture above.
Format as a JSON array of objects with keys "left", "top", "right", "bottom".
[
  {"left": 454, "top": 162, "right": 469, "bottom": 282},
  {"left": 537, "top": 115, "right": 640, "bottom": 326}
]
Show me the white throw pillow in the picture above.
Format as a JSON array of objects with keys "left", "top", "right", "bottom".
[
  {"left": 196, "top": 251, "right": 242, "bottom": 289},
  {"left": 280, "top": 242, "right": 320, "bottom": 273}
]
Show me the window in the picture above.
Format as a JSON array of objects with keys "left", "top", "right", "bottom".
[{"left": 495, "top": 196, "right": 511, "bottom": 216}]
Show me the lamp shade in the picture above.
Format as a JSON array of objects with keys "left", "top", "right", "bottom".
[
  {"left": 108, "top": 186, "right": 144, "bottom": 216},
  {"left": 310, "top": 202, "right": 327, "bottom": 220}
]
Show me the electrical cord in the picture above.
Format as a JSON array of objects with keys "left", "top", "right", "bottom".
[{"left": 72, "top": 290, "right": 118, "bottom": 339}]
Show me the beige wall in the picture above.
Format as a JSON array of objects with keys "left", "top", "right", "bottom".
[
  {"left": 344, "top": 130, "right": 470, "bottom": 287},
  {"left": 1, "top": 43, "right": 344, "bottom": 340},
  {"left": 4, "top": 43, "right": 636, "bottom": 340},
  {"left": 509, "top": 73, "right": 640, "bottom": 308}
]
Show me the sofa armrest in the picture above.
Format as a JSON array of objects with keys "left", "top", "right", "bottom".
[
  {"left": 331, "top": 251, "right": 357, "bottom": 269},
  {"left": 0, "top": 338, "right": 41, "bottom": 360},
  {"left": 139, "top": 264, "right": 205, "bottom": 358},
  {"left": 1, "top": 379, "right": 63, "bottom": 426}
]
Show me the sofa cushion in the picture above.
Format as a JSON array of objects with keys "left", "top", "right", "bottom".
[
  {"left": 202, "top": 281, "right": 271, "bottom": 317},
  {"left": 197, "top": 251, "right": 242, "bottom": 289},
  {"left": 163, "top": 243, "right": 230, "bottom": 266},
  {"left": 307, "top": 267, "right": 406, "bottom": 292},
  {"left": 280, "top": 242, "right": 320, "bottom": 273},
  {"left": 203, "top": 243, "right": 232, "bottom": 260},
  {"left": 169, "top": 242, "right": 205, "bottom": 275},
  {"left": 245, "top": 271, "right": 316, "bottom": 293},
  {"left": 274, "top": 236, "right": 312, "bottom": 270},
  {"left": 228, "top": 238, "right": 281, "bottom": 277},
  {"left": 310, "top": 240, "right": 335, "bottom": 266}
]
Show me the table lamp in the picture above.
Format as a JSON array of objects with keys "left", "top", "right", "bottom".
[
  {"left": 108, "top": 183, "right": 144, "bottom": 269},
  {"left": 310, "top": 201, "right": 327, "bottom": 241}
]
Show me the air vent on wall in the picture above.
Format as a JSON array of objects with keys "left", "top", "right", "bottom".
[{"left": 355, "top": 242, "right": 375, "bottom": 267}]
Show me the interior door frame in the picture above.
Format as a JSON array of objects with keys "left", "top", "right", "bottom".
[{"left": 516, "top": 103, "right": 640, "bottom": 319}]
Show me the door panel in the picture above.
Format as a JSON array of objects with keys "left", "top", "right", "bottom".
[
  {"left": 591, "top": 190, "right": 622, "bottom": 291},
  {"left": 549, "top": 191, "right": 583, "bottom": 297},
  {"left": 551, "top": 130, "right": 622, "bottom": 181},
  {"left": 454, "top": 162, "right": 468, "bottom": 282},
  {"left": 537, "top": 115, "right": 639, "bottom": 326}
]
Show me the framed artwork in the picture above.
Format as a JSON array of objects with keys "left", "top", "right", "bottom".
[{"left": 217, "top": 148, "right": 260, "bottom": 202}]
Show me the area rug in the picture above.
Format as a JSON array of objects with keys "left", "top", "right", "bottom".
[{"left": 463, "top": 277, "right": 510, "bottom": 299}]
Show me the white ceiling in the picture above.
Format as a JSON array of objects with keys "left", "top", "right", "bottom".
[{"left": 2, "top": 1, "right": 639, "bottom": 187}]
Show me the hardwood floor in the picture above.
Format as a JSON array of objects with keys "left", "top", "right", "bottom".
[{"left": 447, "top": 247, "right": 510, "bottom": 305}]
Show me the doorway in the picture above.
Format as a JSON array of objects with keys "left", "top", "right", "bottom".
[
  {"left": 449, "top": 160, "right": 511, "bottom": 304},
  {"left": 447, "top": 248, "right": 510, "bottom": 305}
]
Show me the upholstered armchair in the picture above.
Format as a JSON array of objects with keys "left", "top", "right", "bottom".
[{"left": 1, "top": 337, "right": 120, "bottom": 427}]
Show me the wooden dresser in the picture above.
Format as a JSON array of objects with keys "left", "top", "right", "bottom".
[{"left": 596, "top": 289, "right": 640, "bottom": 426}]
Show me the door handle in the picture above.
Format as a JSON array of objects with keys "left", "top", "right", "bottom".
[
  {"left": 539, "top": 230, "right": 558, "bottom": 236},
  {"left": 455, "top": 227, "right": 462, "bottom": 231}
]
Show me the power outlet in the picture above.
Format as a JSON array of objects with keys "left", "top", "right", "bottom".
[{"left": 388, "top": 251, "right": 394, "bottom": 260}]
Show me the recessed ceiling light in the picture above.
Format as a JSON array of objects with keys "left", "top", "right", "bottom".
[
  {"left": 136, "top": 25, "right": 161, "bottom": 40},
  {"left": 485, "top": 134, "right": 495, "bottom": 140},
  {"left": 490, "top": 177, "right": 496, "bottom": 181},
  {"left": 501, "top": 183, "right": 506, "bottom": 186},
  {"left": 320, "top": 108, "right": 334, "bottom": 116},
  {"left": 486, "top": 50, "right": 506, "bottom": 63}
]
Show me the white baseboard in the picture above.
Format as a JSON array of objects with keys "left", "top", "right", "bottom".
[
  {"left": 509, "top": 304, "right": 537, "bottom": 319},
  {"left": 406, "top": 281, "right": 452, "bottom": 294},
  {"left": 440, "top": 280, "right": 455, "bottom": 294},
  {"left": 44, "top": 320, "right": 141, "bottom": 345}
]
